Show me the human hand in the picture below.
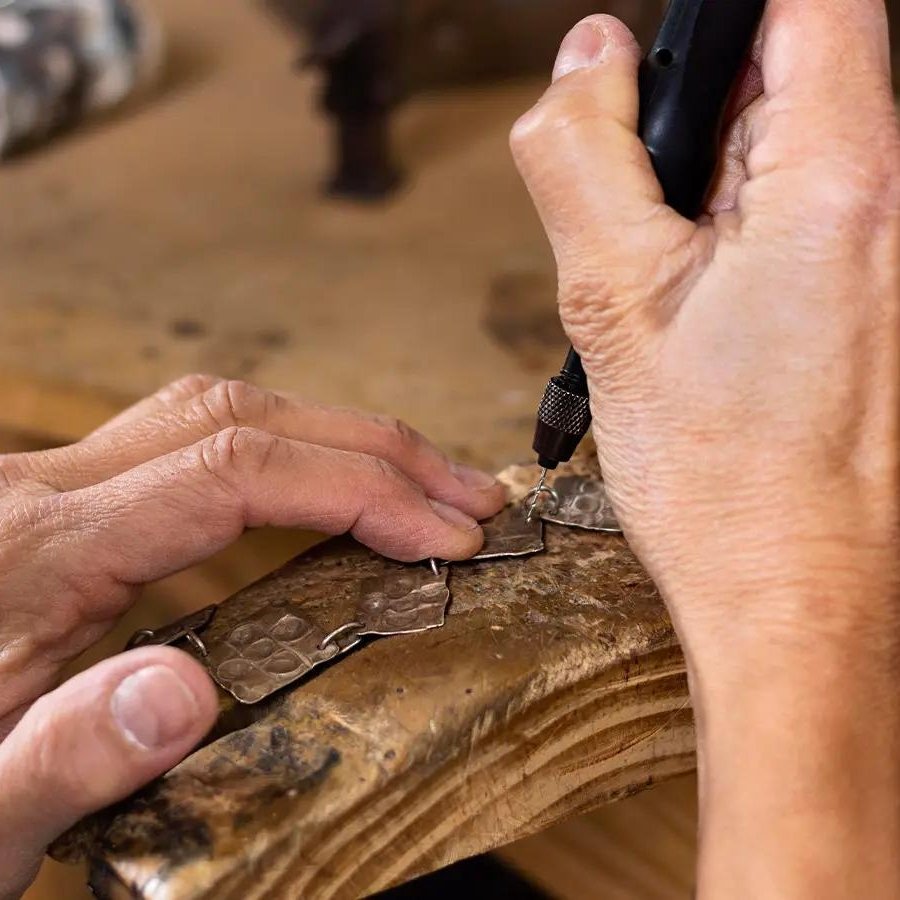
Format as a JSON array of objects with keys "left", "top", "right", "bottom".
[
  {"left": 511, "top": 2, "right": 899, "bottom": 675},
  {"left": 0, "top": 375, "right": 505, "bottom": 898},
  {"left": 513, "top": 3, "right": 900, "bottom": 895}
]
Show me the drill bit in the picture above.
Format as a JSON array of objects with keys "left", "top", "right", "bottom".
[{"left": 526, "top": 467, "right": 549, "bottom": 522}]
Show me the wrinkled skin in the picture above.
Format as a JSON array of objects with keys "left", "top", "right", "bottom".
[
  {"left": 0, "top": 376, "right": 505, "bottom": 898},
  {"left": 512, "top": 2, "right": 900, "bottom": 896}
]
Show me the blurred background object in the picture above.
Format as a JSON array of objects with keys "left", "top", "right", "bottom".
[
  {"left": 264, "top": 0, "right": 668, "bottom": 199},
  {"left": 0, "top": 0, "right": 162, "bottom": 157}
]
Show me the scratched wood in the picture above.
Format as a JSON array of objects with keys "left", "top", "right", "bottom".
[{"left": 51, "top": 456, "right": 694, "bottom": 899}]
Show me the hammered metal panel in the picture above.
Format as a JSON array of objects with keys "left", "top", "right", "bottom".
[
  {"left": 206, "top": 607, "right": 360, "bottom": 704},
  {"left": 357, "top": 566, "right": 450, "bottom": 636},
  {"left": 541, "top": 475, "right": 622, "bottom": 533},
  {"left": 472, "top": 504, "right": 544, "bottom": 561}
]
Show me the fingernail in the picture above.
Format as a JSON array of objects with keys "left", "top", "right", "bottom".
[
  {"left": 451, "top": 462, "right": 499, "bottom": 491},
  {"left": 429, "top": 499, "right": 479, "bottom": 531},
  {"left": 553, "top": 20, "right": 610, "bottom": 81},
  {"left": 112, "top": 666, "right": 199, "bottom": 750}
]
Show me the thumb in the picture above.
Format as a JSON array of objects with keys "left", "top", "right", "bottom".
[
  {"left": 0, "top": 647, "right": 218, "bottom": 898},
  {"left": 510, "top": 15, "right": 706, "bottom": 348}
]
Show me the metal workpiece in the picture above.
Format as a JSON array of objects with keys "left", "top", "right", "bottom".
[
  {"left": 123, "top": 471, "right": 619, "bottom": 705},
  {"left": 540, "top": 476, "right": 622, "bottom": 534},
  {"left": 206, "top": 606, "right": 361, "bottom": 704},
  {"left": 124, "top": 605, "right": 217, "bottom": 655},
  {"left": 356, "top": 564, "right": 450, "bottom": 636},
  {"left": 471, "top": 504, "right": 545, "bottom": 561}
]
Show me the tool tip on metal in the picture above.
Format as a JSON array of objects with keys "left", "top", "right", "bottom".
[{"left": 526, "top": 467, "right": 549, "bottom": 522}]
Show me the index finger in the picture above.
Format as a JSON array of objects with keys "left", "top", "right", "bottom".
[{"left": 755, "top": 0, "right": 894, "bottom": 161}]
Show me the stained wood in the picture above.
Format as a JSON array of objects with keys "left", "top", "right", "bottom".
[
  {"left": 51, "top": 457, "right": 693, "bottom": 899},
  {"left": 498, "top": 775, "right": 698, "bottom": 900}
]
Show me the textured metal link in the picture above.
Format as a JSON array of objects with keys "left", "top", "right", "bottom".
[
  {"left": 538, "top": 381, "right": 592, "bottom": 436},
  {"left": 356, "top": 565, "right": 450, "bottom": 636},
  {"left": 207, "top": 609, "right": 358, "bottom": 704},
  {"left": 124, "top": 481, "right": 619, "bottom": 706},
  {"left": 540, "top": 475, "right": 622, "bottom": 533},
  {"left": 472, "top": 505, "right": 544, "bottom": 560}
]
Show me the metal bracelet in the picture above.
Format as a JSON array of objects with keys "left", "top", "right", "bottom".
[{"left": 123, "top": 477, "right": 617, "bottom": 705}]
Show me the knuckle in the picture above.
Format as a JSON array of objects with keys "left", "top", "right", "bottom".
[
  {"left": 510, "top": 99, "right": 565, "bottom": 165},
  {"left": 198, "top": 426, "right": 279, "bottom": 480},
  {"left": 824, "top": 162, "right": 892, "bottom": 223},
  {"left": 25, "top": 699, "right": 81, "bottom": 803},
  {"left": 510, "top": 89, "right": 601, "bottom": 160},
  {"left": 363, "top": 452, "right": 402, "bottom": 485},
  {"left": 0, "top": 455, "right": 17, "bottom": 490},
  {"left": 158, "top": 373, "right": 222, "bottom": 404},
  {"left": 25, "top": 697, "right": 113, "bottom": 811},
  {"left": 372, "top": 415, "right": 425, "bottom": 457},
  {"left": 0, "top": 452, "right": 60, "bottom": 493},
  {"left": 198, "top": 380, "right": 270, "bottom": 430},
  {"left": 558, "top": 263, "right": 615, "bottom": 328},
  {"left": 509, "top": 106, "right": 544, "bottom": 160}
]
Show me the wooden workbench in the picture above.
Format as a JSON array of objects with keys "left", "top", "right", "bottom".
[
  {"left": 0, "top": 0, "right": 565, "bottom": 471},
  {"left": 52, "top": 459, "right": 694, "bottom": 899}
]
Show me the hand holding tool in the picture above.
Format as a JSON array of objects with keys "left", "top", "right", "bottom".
[{"left": 527, "top": 0, "right": 767, "bottom": 512}]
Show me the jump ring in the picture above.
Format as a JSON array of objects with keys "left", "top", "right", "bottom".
[
  {"left": 524, "top": 485, "right": 561, "bottom": 518},
  {"left": 185, "top": 629, "right": 209, "bottom": 657},
  {"left": 125, "top": 628, "right": 155, "bottom": 651},
  {"left": 318, "top": 621, "right": 363, "bottom": 651}
]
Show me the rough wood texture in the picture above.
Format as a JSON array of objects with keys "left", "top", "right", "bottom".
[
  {"left": 499, "top": 774, "right": 698, "bottom": 900},
  {"left": 53, "top": 458, "right": 693, "bottom": 899}
]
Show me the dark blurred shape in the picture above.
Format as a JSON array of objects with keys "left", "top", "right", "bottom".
[
  {"left": 0, "top": 0, "right": 161, "bottom": 159},
  {"left": 264, "top": 1, "right": 665, "bottom": 200},
  {"left": 373, "top": 852, "right": 550, "bottom": 899}
]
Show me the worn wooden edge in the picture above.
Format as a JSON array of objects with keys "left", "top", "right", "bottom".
[
  {"left": 90, "top": 654, "right": 693, "bottom": 900},
  {"left": 53, "top": 456, "right": 695, "bottom": 899}
]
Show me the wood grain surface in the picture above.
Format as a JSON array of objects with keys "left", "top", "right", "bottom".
[
  {"left": 51, "top": 457, "right": 694, "bottom": 899},
  {"left": 499, "top": 774, "right": 698, "bottom": 900}
]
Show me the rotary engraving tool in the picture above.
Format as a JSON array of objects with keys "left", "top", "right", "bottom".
[{"left": 528, "top": 0, "right": 767, "bottom": 509}]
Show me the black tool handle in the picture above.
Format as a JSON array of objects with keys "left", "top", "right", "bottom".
[
  {"left": 533, "top": 0, "right": 766, "bottom": 469},
  {"left": 639, "top": 0, "right": 766, "bottom": 218}
]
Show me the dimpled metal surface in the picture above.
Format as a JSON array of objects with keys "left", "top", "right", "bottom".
[
  {"left": 541, "top": 475, "right": 622, "bottom": 533},
  {"left": 206, "top": 605, "right": 360, "bottom": 704},
  {"left": 357, "top": 565, "right": 450, "bottom": 636},
  {"left": 472, "top": 504, "right": 545, "bottom": 560}
]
